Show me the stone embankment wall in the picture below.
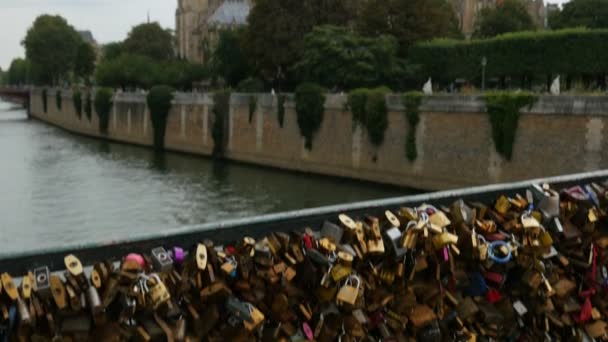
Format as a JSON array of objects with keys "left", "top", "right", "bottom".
[{"left": 29, "top": 89, "right": 608, "bottom": 190}]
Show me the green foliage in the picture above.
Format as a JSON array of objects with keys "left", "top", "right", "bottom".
[
  {"left": 6, "top": 58, "right": 30, "bottom": 85},
  {"left": 55, "top": 90, "right": 62, "bottom": 110},
  {"left": 23, "top": 15, "right": 81, "bottom": 85},
  {"left": 475, "top": 0, "right": 536, "bottom": 38},
  {"left": 212, "top": 29, "right": 251, "bottom": 87},
  {"left": 146, "top": 85, "right": 175, "bottom": 150},
  {"left": 74, "top": 42, "right": 96, "bottom": 82},
  {"left": 295, "top": 83, "right": 325, "bottom": 150},
  {"left": 237, "top": 78, "right": 265, "bottom": 92},
  {"left": 95, "top": 54, "right": 209, "bottom": 90},
  {"left": 102, "top": 42, "right": 125, "bottom": 61},
  {"left": 347, "top": 87, "right": 391, "bottom": 147},
  {"left": 242, "top": 0, "right": 353, "bottom": 83},
  {"left": 248, "top": 96, "right": 257, "bottom": 124},
  {"left": 42, "top": 89, "right": 48, "bottom": 113},
  {"left": 550, "top": 0, "right": 608, "bottom": 29},
  {"left": 356, "top": 0, "right": 461, "bottom": 57},
  {"left": 277, "top": 95, "right": 286, "bottom": 127},
  {"left": 123, "top": 23, "right": 173, "bottom": 61},
  {"left": 73, "top": 90, "right": 82, "bottom": 118},
  {"left": 410, "top": 28, "right": 608, "bottom": 85},
  {"left": 402, "top": 91, "right": 424, "bottom": 161},
  {"left": 212, "top": 91, "right": 231, "bottom": 157},
  {"left": 294, "top": 26, "right": 411, "bottom": 90},
  {"left": 84, "top": 92, "right": 92, "bottom": 121},
  {"left": 94, "top": 88, "right": 113, "bottom": 134},
  {"left": 484, "top": 92, "right": 538, "bottom": 160}
]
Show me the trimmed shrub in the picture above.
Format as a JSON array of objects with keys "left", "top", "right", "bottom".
[
  {"left": 42, "top": 89, "right": 48, "bottom": 113},
  {"left": 146, "top": 85, "right": 175, "bottom": 150},
  {"left": 410, "top": 28, "right": 608, "bottom": 86},
  {"left": 295, "top": 83, "right": 325, "bottom": 150},
  {"left": 484, "top": 92, "right": 537, "bottom": 160},
  {"left": 403, "top": 91, "right": 424, "bottom": 161},
  {"left": 277, "top": 94, "right": 286, "bottom": 127},
  {"left": 347, "top": 87, "right": 391, "bottom": 147},
  {"left": 212, "top": 91, "right": 231, "bottom": 157},
  {"left": 73, "top": 90, "right": 82, "bottom": 119},
  {"left": 248, "top": 95, "right": 257, "bottom": 124},
  {"left": 94, "top": 88, "right": 113, "bottom": 134},
  {"left": 84, "top": 92, "right": 92, "bottom": 121},
  {"left": 55, "top": 90, "right": 62, "bottom": 110}
]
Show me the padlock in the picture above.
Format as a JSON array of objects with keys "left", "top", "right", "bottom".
[
  {"left": 21, "top": 272, "right": 33, "bottom": 300},
  {"left": 50, "top": 275, "right": 68, "bottom": 310},
  {"left": 243, "top": 303, "right": 265, "bottom": 331},
  {"left": 336, "top": 275, "right": 361, "bottom": 306},
  {"left": 1, "top": 273, "right": 18, "bottom": 302},
  {"left": 147, "top": 274, "right": 171, "bottom": 309},
  {"left": 321, "top": 221, "right": 344, "bottom": 243},
  {"left": 331, "top": 264, "right": 351, "bottom": 282},
  {"left": 196, "top": 243, "right": 208, "bottom": 271},
  {"left": 16, "top": 298, "right": 30, "bottom": 325},
  {"left": 151, "top": 247, "right": 174, "bottom": 272},
  {"left": 221, "top": 257, "right": 238, "bottom": 277},
  {"left": 384, "top": 227, "right": 406, "bottom": 259},
  {"left": 33, "top": 266, "right": 51, "bottom": 299},
  {"left": 86, "top": 285, "right": 103, "bottom": 315},
  {"left": 318, "top": 238, "right": 337, "bottom": 253}
]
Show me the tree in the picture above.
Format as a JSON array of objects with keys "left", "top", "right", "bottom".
[
  {"left": 7, "top": 58, "right": 30, "bottom": 85},
  {"left": 242, "top": 0, "right": 352, "bottom": 86},
  {"left": 102, "top": 42, "right": 125, "bottom": 61},
  {"left": 549, "top": 0, "right": 608, "bottom": 29},
  {"left": 356, "top": 0, "right": 460, "bottom": 57},
  {"left": 74, "top": 42, "right": 96, "bottom": 82},
  {"left": 123, "top": 23, "right": 173, "bottom": 61},
  {"left": 23, "top": 15, "right": 81, "bottom": 85},
  {"left": 294, "top": 25, "right": 410, "bottom": 90},
  {"left": 212, "top": 29, "right": 251, "bottom": 87},
  {"left": 96, "top": 54, "right": 209, "bottom": 90},
  {"left": 474, "top": 0, "right": 536, "bottom": 38}
]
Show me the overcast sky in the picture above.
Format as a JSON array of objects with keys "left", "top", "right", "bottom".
[{"left": 0, "top": 0, "right": 570, "bottom": 70}]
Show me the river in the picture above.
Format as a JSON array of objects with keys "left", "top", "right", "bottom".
[{"left": 0, "top": 98, "right": 411, "bottom": 253}]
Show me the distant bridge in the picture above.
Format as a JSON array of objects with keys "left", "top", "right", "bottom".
[{"left": 0, "top": 87, "right": 30, "bottom": 109}]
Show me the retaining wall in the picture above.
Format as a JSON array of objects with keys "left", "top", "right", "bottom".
[{"left": 29, "top": 89, "right": 608, "bottom": 190}]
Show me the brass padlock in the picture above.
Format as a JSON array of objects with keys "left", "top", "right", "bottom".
[
  {"left": 331, "top": 264, "right": 351, "bottom": 282},
  {"left": 243, "top": 303, "right": 265, "bottom": 331},
  {"left": 147, "top": 274, "right": 171, "bottom": 309},
  {"left": 336, "top": 275, "right": 361, "bottom": 306}
]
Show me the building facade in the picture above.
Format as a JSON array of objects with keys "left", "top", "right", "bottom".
[
  {"left": 176, "top": 0, "right": 251, "bottom": 64},
  {"left": 451, "top": 0, "right": 546, "bottom": 38}
]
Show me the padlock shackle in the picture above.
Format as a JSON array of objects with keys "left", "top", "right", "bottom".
[{"left": 487, "top": 240, "right": 512, "bottom": 264}]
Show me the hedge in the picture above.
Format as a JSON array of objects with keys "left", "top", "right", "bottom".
[
  {"left": 410, "top": 28, "right": 608, "bottom": 85},
  {"left": 147, "top": 85, "right": 175, "bottom": 150}
]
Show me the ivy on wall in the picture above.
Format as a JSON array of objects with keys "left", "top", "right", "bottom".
[
  {"left": 295, "top": 83, "right": 325, "bottom": 150},
  {"left": 42, "top": 89, "right": 48, "bottom": 113},
  {"left": 212, "top": 91, "right": 231, "bottom": 157},
  {"left": 347, "top": 87, "right": 391, "bottom": 147},
  {"left": 484, "top": 92, "right": 538, "bottom": 160},
  {"left": 94, "top": 88, "right": 113, "bottom": 134},
  {"left": 55, "top": 90, "right": 62, "bottom": 110},
  {"left": 403, "top": 91, "right": 424, "bottom": 161},
  {"left": 146, "top": 85, "right": 175, "bottom": 150},
  {"left": 277, "top": 94, "right": 286, "bottom": 127},
  {"left": 73, "top": 90, "right": 82, "bottom": 119},
  {"left": 84, "top": 92, "right": 92, "bottom": 121},
  {"left": 248, "top": 95, "right": 257, "bottom": 124}
]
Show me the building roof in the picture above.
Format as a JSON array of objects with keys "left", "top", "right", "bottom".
[
  {"left": 78, "top": 30, "right": 97, "bottom": 45},
  {"left": 207, "top": 0, "right": 250, "bottom": 26}
]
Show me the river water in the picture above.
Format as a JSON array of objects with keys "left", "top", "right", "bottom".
[{"left": 0, "top": 99, "right": 409, "bottom": 253}]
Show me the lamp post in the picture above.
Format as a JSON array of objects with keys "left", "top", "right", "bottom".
[{"left": 481, "top": 56, "right": 487, "bottom": 92}]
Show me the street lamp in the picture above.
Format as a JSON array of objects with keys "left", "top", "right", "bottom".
[{"left": 481, "top": 56, "right": 487, "bottom": 92}]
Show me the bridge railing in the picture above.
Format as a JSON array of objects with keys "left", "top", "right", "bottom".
[{"left": 0, "top": 169, "right": 606, "bottom": 274}]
